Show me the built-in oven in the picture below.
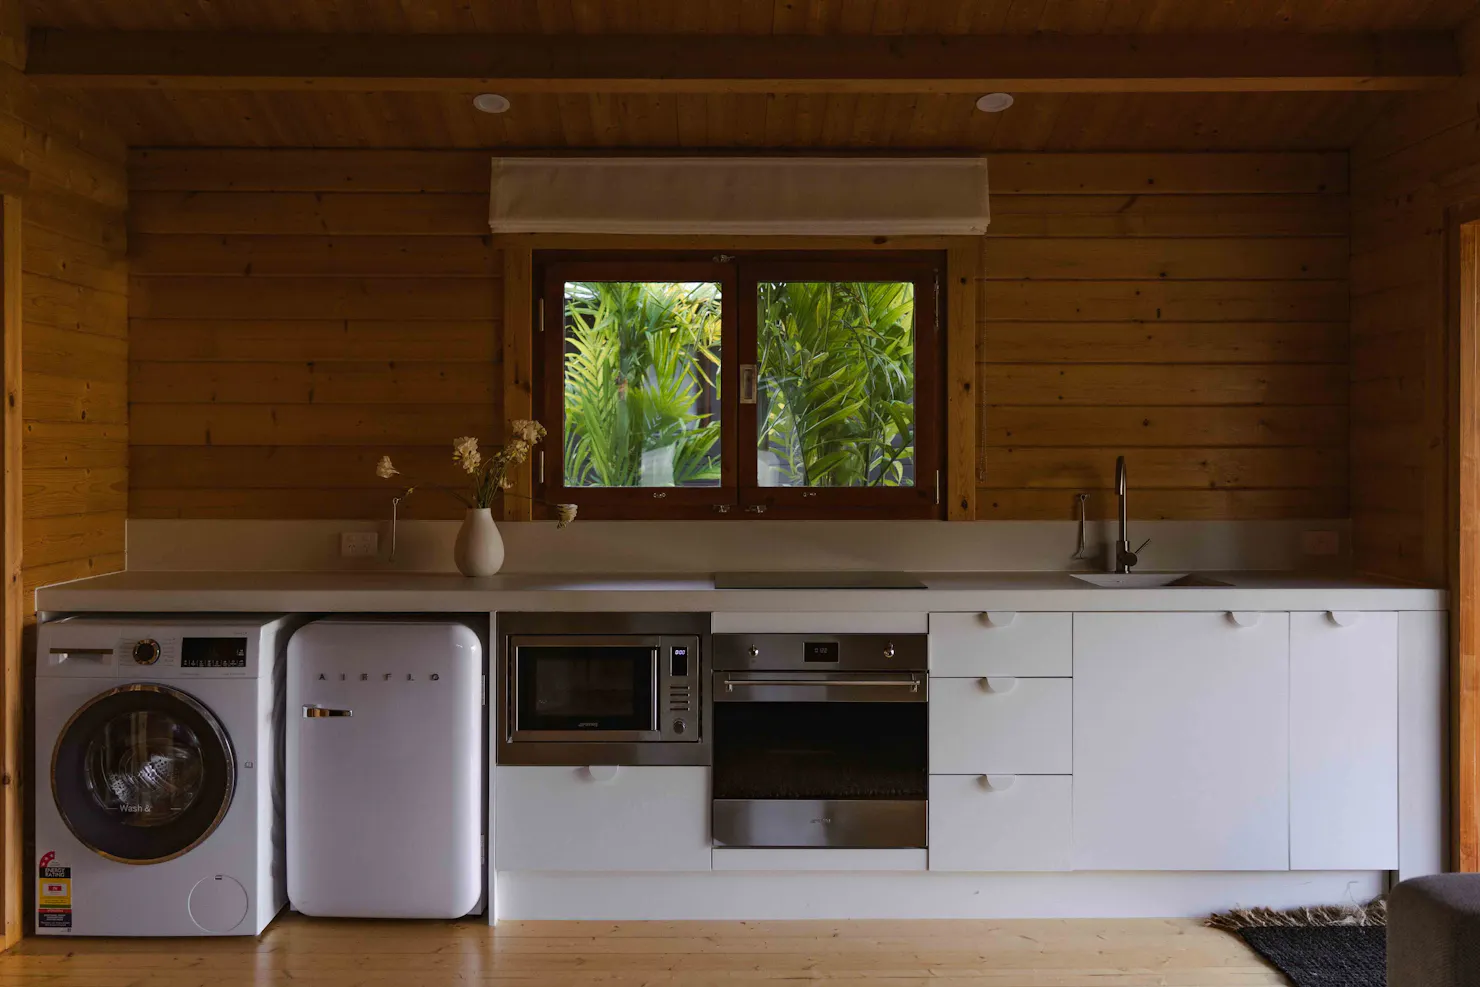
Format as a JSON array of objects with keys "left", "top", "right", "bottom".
[
  {"left": 711, "top": 633, "right": 928, "bottom": 849},
  {"left": 496, "top": 612, "right": 708, "bottom": 766}
]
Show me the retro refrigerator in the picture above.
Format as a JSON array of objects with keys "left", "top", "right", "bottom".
[{"left": 286, "top": 618, "right": 484, "bottom": 918}]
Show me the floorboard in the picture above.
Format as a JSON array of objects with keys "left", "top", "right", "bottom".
[{"left": 0, "top": 914, "right": 1285, "bottom": 986}]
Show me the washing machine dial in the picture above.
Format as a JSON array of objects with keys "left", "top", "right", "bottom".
[{"left": 132, "top": 639, "right": 161, "bottom": 665}]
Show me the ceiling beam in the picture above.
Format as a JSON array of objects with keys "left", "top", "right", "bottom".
[{"left": 24, "top": 29, "right": 1460, "bottom": 94}]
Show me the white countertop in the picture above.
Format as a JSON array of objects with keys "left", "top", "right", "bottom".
[{"left": 34, "top": 570, "right": 1446, "bottom": 614}]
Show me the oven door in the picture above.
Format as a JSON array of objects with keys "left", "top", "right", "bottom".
[
  {"left": 711, "top": 671, "right": 928, "bottom": 848},
  {"left": 510, "top": 636, "right": 661, "bottom": 742}
]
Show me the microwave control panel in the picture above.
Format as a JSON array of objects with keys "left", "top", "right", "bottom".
[{"left": 663, "top": 637, "right": 700, "bottom": 740}]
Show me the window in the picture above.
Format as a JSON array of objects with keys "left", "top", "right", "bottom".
[{"left": 536, "top": 252, "right": 943, "bottom": 519}]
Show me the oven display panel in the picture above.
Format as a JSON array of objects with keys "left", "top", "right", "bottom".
[{"left": 181, "top": 637, "right": 248, "bottom": 668}]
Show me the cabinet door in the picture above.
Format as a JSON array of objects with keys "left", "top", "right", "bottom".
[
  {"left": 930, "top": 677, "right": 1071, "bottom": 775},
  {"left": 929, "top": 775, "right": 1071, "bottom": 872},
  {"left": 1290, "top": 611, "right": 1398, "bottom": 870},
  {"left": 1072, "top": 612, "right": 1290, "bottom": 871},
  {"left": 494, "top": 766, "right": 711, "bottom": 871}
]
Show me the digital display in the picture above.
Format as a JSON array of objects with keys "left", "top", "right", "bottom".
[
  {"left": 804, "top": 641, "right": 840, "bottom": 663},
  {"left": 181, "top": 637, "right": 248, "bottom": 668},
  {"left": 671, "top": 646, "right": 690, "bottom": 677}
]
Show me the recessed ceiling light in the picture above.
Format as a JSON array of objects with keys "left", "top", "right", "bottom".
[
  {"left": 473, "top": 93, "right": 511, "bottom": 114},
  {"left": 975, "top": 93, "right": 1015, "bottom": 113}
]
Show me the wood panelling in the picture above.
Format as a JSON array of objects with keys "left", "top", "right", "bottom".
[
  {"left": 128, "top": 152, "right": 501, "bottom": 521},
  {"left": 0, "top": 0, "right": 125, "bottom": 952},
  {"left": 980, "top": 154, "right": 1349, "bottom": 521},
  {"left": 0, "top": 11, "right": 126, "bottom": 609},
  {"left": 78, "top": 89, "right": 1398, "bottom": 153},
  {"left": 1350, "top": 75, "right": 1480, "bottom": 585},
  {"left": 129, "top": 149, "right": 1350, "bottom": 524},
  {"left": 25, "top": 0, "right": 1480, "bottom": 34}
]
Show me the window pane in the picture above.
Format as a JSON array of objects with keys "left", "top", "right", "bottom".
[
  {"left": 562, "top": 281, "right": 723, "bottom": 488},
  {"left": 756, "top": 281, "right": 916, "bottom": 488}
]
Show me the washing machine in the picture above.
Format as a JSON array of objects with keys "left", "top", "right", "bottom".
[{"left": 35, "top": 614, "right": 299, "bottom": 936}]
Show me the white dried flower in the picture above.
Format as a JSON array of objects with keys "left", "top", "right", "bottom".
[
  {"left": 375, "top": 455, "right": 399, "bottom": 479},
  {"left": 505, "top": 437, "right": 531, "bottom": 465},
  {"left": 453, "top": 436, "right": 482, "bottom": 474},
  {"left": 511, "top": 419, "right": 546, "bottom": 444},
  {"left": 555, "top": 503, "right": 578, "bottom": 529}
]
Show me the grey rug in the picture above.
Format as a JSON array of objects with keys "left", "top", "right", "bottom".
[
  {"left": 1237, "top": 927, "right": 1386, "bottom": 987},
  {"left": 1209, "top": 899, "right": 1387, "bottom": 987}
]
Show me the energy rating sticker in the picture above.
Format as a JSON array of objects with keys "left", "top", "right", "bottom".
[{"left": 37, "top": 860, "right": 71, "bottom": 929}]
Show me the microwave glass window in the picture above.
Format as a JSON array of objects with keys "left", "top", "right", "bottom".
[{"left": 516, "top": 646, "right": 656, "bottom": 732}]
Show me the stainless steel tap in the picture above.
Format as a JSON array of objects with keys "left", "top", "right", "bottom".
[{"left": 1112, "top": 455, "right": 1139, "bottom": 574}]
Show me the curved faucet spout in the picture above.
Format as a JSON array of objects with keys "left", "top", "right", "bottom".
[{"left": 1113, "top": 456, "right": 1136, "bottom": 574}]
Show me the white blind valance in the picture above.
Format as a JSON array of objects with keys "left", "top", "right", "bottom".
[{"left": 488, "top": 156, "right": 991, "bottom": 235}]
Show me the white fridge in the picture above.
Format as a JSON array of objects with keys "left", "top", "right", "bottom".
[{"left": 287, "top": 618, "right": 484, "bottom": 918}]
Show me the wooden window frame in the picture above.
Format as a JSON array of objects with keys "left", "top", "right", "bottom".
[{"left": 533, "top": 250, "right": 945, "bottom": 521}]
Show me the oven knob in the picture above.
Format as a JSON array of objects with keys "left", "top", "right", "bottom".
[
  {"left": 884, "top": 642, "right": 896, "bottom": 659},
  {"left": 748, "top": 646, "right": 760, "bottom": 658},
  {"left": 673, "top": 719, "right": 686, "bottom": 735},
  {"left": 133, "top": 639, "right": 161, "bottom": 665}
]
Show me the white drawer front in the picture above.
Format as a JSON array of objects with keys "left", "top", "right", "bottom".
[
  {"left": 928, "top": 775, "right": 1071, "bottom": 872},
  {"left": 494, "top": 766, "right": 711, "bottom": 872},
  {"left": 930, "top": 612, "right": 1072, "bottom": 677},
  {"left": 930, "top": 677, "right": 1072, "bottom": 775}
]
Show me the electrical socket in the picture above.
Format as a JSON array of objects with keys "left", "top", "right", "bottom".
[
  {"left": 1300, "top": 530, "right": 1340, "bottom": 556},
  {"left": 340, "top": 531, "right": 379, "bottom": 558}
]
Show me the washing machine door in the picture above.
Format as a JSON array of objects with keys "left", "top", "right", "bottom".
[{"left": 52, "top": 684, "right": 235, "bottom": 865}]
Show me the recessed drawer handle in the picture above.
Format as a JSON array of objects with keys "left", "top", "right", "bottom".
[
  {"left": 979, "top": 676, "right": 1018, "bottom": 694},
  {"left": 302, "top": 704, "right": 353, "bottom": 718},
  {"left": 583, "top": 765, "right": 620, "bottom": 783},
  {"left": 1326, "top": 611, "right": 1361, "bottom": 627},
  {"left": 981, "top": 611, "right": 1017, "bottom": 628},
  {"left": 48, "top": 648, "right": 112, "bottom": 658},
  {"left": 978, "top": 775, "right": 1016, "bottom": 792},
  {"left": 1227, "top": 612, "right": 1263, "bottom": 628}
]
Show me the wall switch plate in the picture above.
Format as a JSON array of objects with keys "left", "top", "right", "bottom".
[
  {"left": 1300, "top": 530, "right": 1341, "bottom": 556},
  {"left": 341, "top": 531, "right": 379, "bottom": 558}
]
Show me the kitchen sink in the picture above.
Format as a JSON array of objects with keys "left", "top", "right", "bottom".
[{"left": 1070, "top": 572, "right": 1231, "bottom": 588}]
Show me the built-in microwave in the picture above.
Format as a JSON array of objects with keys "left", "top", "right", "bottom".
[{"left": 496, "top": 612, "right": 708, "bottom": 766}]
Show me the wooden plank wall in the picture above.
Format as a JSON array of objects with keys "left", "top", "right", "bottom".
[
  {"left": 979, "top": 153, "right": 1351, "bottom": 520},
  {"left": 128, "top": 150, "right": 500, "bottom": 519},
  {"left": 0, "top": 0, "right": 126, "bottom": 952},
  {"left": 1349, "top": 70, "right": 1480, "bottom": 584},
  {"left": 127, "top": 149, "right": 1351, "bottom": 523},
  {"left": 0, "top": 11, "right": 127, "bottom": 608}
]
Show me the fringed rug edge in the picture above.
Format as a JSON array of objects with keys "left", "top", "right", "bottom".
[{"left": 1206, "top": 897, "right": 1387, "bottom": 932}]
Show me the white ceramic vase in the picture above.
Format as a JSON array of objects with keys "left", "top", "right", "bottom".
[{"left": 453, "top": 507, "right": 505, "bottom": 577}]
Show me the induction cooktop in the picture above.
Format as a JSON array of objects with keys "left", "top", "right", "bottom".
[{"left": 713, "top": 571, "right": 928, "bottom": 590}]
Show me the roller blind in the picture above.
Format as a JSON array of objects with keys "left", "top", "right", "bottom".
[{"left": 488, "top": 156, "right": 991, "bottom": 235}]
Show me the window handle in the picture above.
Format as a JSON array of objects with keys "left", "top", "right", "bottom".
[{"left": 740, "top": 365, "right": 757, "bottom": 405}]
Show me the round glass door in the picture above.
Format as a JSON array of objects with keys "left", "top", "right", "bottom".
[{"left": 53, "top": 684, "right": 235, "bottom": 864}]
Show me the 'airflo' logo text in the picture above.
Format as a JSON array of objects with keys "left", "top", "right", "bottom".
[{"left": 316, "top": 673, "right": 442, "bottom": 682}]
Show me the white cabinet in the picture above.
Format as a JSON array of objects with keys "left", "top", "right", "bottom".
[
  {"left": 930, "top": 677, "right": 1071, "bottom": 775},
  {"left": 494, "top": 766, "right": 711, "bottom": 872},
  {"left": 1072, "top": 611, "right": 1290, "bottom": 871},
  {"left": 1289, "top": 611, "right": 1398, "bottom": 870},
  {"left": 928, "top": 775, "right": 1071, "bottom": 872},
  {"left": 930, "top": 612, "right": 1072, "bottom": 677}
]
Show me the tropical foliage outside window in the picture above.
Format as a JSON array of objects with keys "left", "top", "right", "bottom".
[
  {"left": 756, "top": 281, "right": 915, "bottom": 488},
  {"left": 538, "top": 254, "right": 941, "bottom": 519},
  {"left": 562, "top": 281, "right": 723, "bottom": 488}
]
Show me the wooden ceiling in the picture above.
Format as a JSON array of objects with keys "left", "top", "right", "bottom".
[
  {"left": 24, "top": 0, "right": 1480, "bottom": 35},
  {"left": 22, "top": 0, "right": 1480, "bottom": 151}
]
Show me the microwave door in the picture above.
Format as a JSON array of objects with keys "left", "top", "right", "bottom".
[{"left": 510, "top": 638, "right": 662, "bottom": 742}]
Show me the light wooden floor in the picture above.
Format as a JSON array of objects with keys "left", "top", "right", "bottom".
[{"left": 0, "top": 914, "right": 1285, "bottom": 987}]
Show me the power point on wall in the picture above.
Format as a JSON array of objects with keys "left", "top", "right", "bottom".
[
  {"left": 1300, "top": 530, "right": 1341, "bottom": 556},
  {"left": 341, "top": 531, "right": 379, "bottom": 558}
]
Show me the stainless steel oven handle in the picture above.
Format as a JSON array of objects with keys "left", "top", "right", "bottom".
[{"left": 722, "top": 678, "right": 920, "bottom": 692}]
